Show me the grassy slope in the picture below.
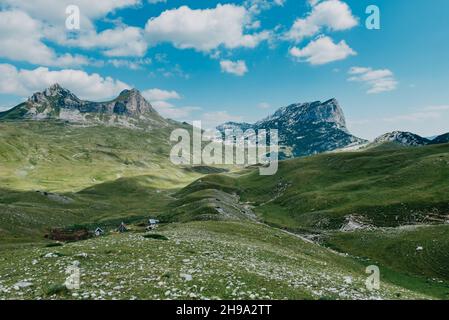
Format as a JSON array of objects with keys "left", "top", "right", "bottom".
[
  {"left": 0, "top": 121, "right": 202, "bottom": 242},
  {"left": 0, "top": 120, "right": 197, "bottom": 192},
  {"left": 323, "top": 225, "right": 449, "bottom": 299},
  {"left": 175, "top": 143, "right": 449, "bottom": 231},
  {"left": 157, "top": 144, "right": 449, "bottom": 298},
  {"left": 1, "top": 120, "right": 449, "bottom": 299},
  {"left": 0, "top": 221, "right": 429, "bottom": 300}
]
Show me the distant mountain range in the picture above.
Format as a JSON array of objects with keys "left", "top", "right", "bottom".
[
  {"left": 217, "top": 99, "right": 367, "bottom": 157},
  {"left": 371, "top": 131, "right": 449, "bottom": 147},
  {"left": 0, "top": 84, "right": 169, "bottom": 129},
  {"left": 1, "top": 85, "right": 448, "bottom": 158}
]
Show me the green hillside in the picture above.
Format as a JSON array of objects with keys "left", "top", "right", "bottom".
[
  {"left": 170, "top": 143, "right": 449, "bottom": 231},
  {"left": 1, "top": 120, "right": 449, "bottom": 299},
  {"left": 0, "top": 120, "right": 198, "bottom": 192},
  {"left": 0, "top": 120, "right": 202, "bottom": 243},
  {"left": 0, "top": 221, "right": 430, "bottom": 300},
  {"left": 156, "top": 143, "right": 449, "bottom": 298},
  {"left": 323, "top": 225, "right": 449, "bottom": 299}
]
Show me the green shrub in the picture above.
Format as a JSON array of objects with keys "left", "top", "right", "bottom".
[{"left": 143, "top": 234, "right": 168, "bottom": 241}]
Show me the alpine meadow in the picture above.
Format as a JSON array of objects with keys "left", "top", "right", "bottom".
[{"left": 0, "top": 0, "right": 449, "bottom": 307}]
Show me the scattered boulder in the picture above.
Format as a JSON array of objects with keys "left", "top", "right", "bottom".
[{"left": 14, "top": 281, "right": 33, "bottom": 289}]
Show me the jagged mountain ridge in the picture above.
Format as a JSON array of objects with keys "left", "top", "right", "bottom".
[
  {"left": 371, "top": 131, "right": 449, "bottom": 147},
  {"left": 373, "top": 131, "right": 431, "bottom": 146},
  {"left": 433, "top": 132, "right": 449, "bottom": 144},
  {"left": 0, "top": 84, "right": 168, "bottom": 128},
  {"left": 217, "top": 98, "right": 367, "bottom": 157}
]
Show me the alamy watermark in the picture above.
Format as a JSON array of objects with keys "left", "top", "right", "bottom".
[
  {"left": 366, "top": 5, "right": 381, "bottom": 30},
  {"left": 65, "top": 5, "right": 80, "bottom": 30},
  {"left": 169, "top": 121, "right": 279, "bottom": 175},
  {"left": 65, "top": 261, "right": 81, "bottom": 290},
  {"left": 365, "top": 265, "right": 380, "bottom": 291}
]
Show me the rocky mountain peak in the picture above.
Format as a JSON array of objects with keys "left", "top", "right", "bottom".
[
  {"left": 373, "top": 131, "right": 430, "bottom": 146},
  {"left": 217, "top": 98, "right": 366, "bottom": 158},
  {"left": 28, "top": 83, "right": 81, "bottom": 106},
  {"left": 265, "top": 98, "right": 347, "bottom": 131},
  {"left": 1, "top": 84, "right": 165, "bottom": 128},
  {"left": 113, "top": 88, "right": 156, "bottom": 115}
]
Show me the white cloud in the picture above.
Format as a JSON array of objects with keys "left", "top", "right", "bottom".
[
  {"left": 348, "top": 66, "right": 398, "bottom": 94},
  {"left": 287, "top": 0, "right": 358, "bottom": 42},
  {"left": 1, "top": 0, "right": 140, "bottom": 30},
  {"left": 308, "top": 0, "right": 322, "bottom": 6},
  {"left": 2, "top": 1, "right": 147, "bottom": 60},
  {"left": 62, "top": 26, "right": 148, "bottom": 57},
  {"left": 220, "top": 60, "right": 249, "bottom": 76},
  {"left": 289, "top": 36, "right": 356, "bottom": 65},
  {"left": 200, "top": 111, "right": 244, "bottom": 129},
  {"left": 155, "top": 104, "right": 200, "bottom": 120},
  {"left": 145, "top": 4, "right": 270, "bottom": 52},
  {"left": 142, "top": 88, "right": 181, "bottom": 101},
  {"left": 245, "top": 0, "right": 286, "bottom": 15},
  {"left": 140, "top": 87, "right": 195, "bottom": 119},
  {"left": 0, "top": 10, "right": 89, "bottom": 67},
  {"left": 257, "top": 102, "right": 271, "bottom": 109},
  {"left": 108, "top": 58, "right": 152, "bottom": 70},
  {"left": 0, "top": 64, "right": 129, "bottom": 101}
]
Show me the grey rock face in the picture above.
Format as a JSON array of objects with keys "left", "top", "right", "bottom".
[
  {"left": 27, "top": 84, "right": 157, "bottom": 117},
  {"left": 217, "top": 99, "right": 367, "bottom": 158},
  {"left": 1, "top": 84, "right": 166, "bottom": 128},
  {"left": 373, "top": 131, "right": 430, "bottom": 146}
]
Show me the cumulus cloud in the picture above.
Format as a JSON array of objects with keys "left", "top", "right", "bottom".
[
  {"left": 0, "top": 10, "right": 89, "bottom": 67},
  {"left": 289, "top": 36, "right": 356, "bottom": 65},
  {"left": 0, "top": 64, "right": 129, "bottom": 101},
  {"left": 140, "top": 88, "right": 196, "bottom": 119},
  {"left": 287, "top": 0, "right": 358, "bottom": 42},
  {"left": 108, "top": 58, "right": 152, "bottom": 70},
  {"left": 220, "top": 60, "right": 249, "bottom": 76},
  {"left": 155, "top": 104, "right": 200, "bottom": 120},
  {"left": 1, "top": 1, "right": 146, "bottom": 61},
  {"left": 1, "top": 0, "right": 140, "bottom": 30},
  {"left": 145, "top": 4, "right": 270, "bottom": 52},
  {"left": 348, "top": 67, "right": 398, "bottom": 94},
  {"left": 245, "top": 0, "right": 286, "bottom": 15},
  {"left": 200, "top": 111, "right": 244, "bottom": 129},
  {"left": 62, "top": 26, "right": 148, "bottom": 57},
  {"left": 142, "top": 88, "right": 181, "bottom": 101}
]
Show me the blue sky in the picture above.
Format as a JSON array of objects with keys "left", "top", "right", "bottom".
[{"left": 0, "top": 0, "right": 448, "bottom": 139}]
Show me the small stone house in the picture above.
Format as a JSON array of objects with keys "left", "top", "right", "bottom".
[
  {"left": 147, "top": 219, "right": 160, "bottom": 230},
  {"left": 94, "top": 227, "right": 104, "bottom": 236}
]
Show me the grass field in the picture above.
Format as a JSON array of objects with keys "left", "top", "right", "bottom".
[
  {"left": 0, "top": 221, "right": 431, "bottom": 300},
  {"left": 171, "top": 143, "right": 449, "bottom": 231},
  {"left": 1, "top": 121, "right": 449, "bottom": 299},
  {"left": 0, "top": 121, "right": 203, "bottom": 243},
  {"left": 323, "top": 225, "right": 449, "bottom": 299}
]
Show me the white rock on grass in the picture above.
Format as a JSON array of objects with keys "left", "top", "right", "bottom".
[
  {"left": 14, "top": 281, "right": 33, "bottom": 289},
  {"left": 180, "top": 273, "right": 193, "bottom": 281}
]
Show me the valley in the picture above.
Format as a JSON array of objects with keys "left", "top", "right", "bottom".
[{"left": 1, "top": 86, "right": 449, "bottom": 300}]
